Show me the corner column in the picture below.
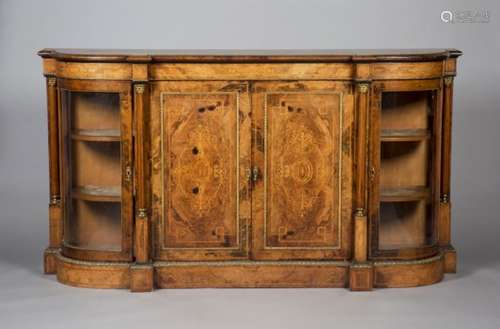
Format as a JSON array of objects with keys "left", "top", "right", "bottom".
[
  {"left": 130, "top": 64, "right": 154, "bottom": 292},
  {"left": 440, "top": 56, "right": 457, "bottom": 273},
  {"left": 349, "top": 68, "right": 374, "bottom": 291},
  {"left": 43, "top": 66, "right": 63, "bottom": 274}
]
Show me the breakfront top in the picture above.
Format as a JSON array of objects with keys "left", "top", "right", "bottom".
[
  {"left": 39, "top": 48, "right": 461, "bottom": 291},
  {"left": 38, "top": 48, "right": 462, "bottom": 63}
]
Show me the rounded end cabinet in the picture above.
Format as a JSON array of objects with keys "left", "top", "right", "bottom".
[{"left": 39, "top": 49, "right": 461, "bottom": 291}]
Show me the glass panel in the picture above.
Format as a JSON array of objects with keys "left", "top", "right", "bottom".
[
  {"left": 62, "top": 91, "right": 122, "bottom": 251},
  {"left": 65, "top": 200, "right": 122, "bottom": 251},
  {"left": 379, "top": 91, "right": 435, "bottom": 250}
]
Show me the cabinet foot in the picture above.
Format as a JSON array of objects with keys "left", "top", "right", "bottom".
[
  {"left": 43, "top": 247, "right": 59, "bottom": 274},
  {"left": 130, "top": 264, "right": 154, "bottom": 292},
  {"left": 349, "top": 263, "right": 374, "bottom": 291},
  {"left": 442, "top": 245, "right": 457, "bottom": 273}
]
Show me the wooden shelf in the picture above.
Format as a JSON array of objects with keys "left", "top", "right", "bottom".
[
  {"left": 72, "top": 185, "right": 121, "bottom": 202},
  {"left": 71, "top": 129, "right": 121, "bottom": 142},
  {"left": 380, "top": 186, "right": 430, "bottom": 202},
  {"left": 381, "top": 129, "right": 430, "bottom": 142}
]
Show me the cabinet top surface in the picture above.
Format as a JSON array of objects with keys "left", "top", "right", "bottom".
[{"left": 38, "top": 48, "right": 462, "bottom": 63}]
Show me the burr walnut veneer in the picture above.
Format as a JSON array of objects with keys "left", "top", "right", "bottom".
[{"left": 38, "top": 49, "right": 461, "bottom": 291}]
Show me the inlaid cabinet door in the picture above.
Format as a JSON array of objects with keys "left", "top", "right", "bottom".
[
  {"left": 251, "top": 81, "right": 354, "bottom": 260},
  {"left": 151, "top": 81, "right": 251, "bottom": 261}
]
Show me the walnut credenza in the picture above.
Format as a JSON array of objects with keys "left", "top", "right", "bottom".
[{"left": 38, "top": 49, "right": 461, "bottom": 291}]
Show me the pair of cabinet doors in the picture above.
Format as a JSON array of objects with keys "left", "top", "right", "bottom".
[{"left": 150, "top": 81, "right": 354, "bottom": 261}]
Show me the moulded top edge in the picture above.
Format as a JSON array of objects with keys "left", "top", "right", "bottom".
[{"left": 37, "top": 48, "right": 462, "bottom": 63}]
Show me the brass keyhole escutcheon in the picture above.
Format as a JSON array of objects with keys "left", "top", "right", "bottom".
[
  {"left": 369, "top": 167, "right": 376, "bottom": 181},
  {"left": 125, "top": 165, "right": 132, "bottom": 183}
]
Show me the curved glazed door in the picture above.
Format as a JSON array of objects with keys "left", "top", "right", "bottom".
[
  {"left": 58, "top": 79, "right": 133, "bottom": 261},
  {"left": 151, "top": 81, "right": 251, "bottom": 261},
  {"left": 368, "top": 80, "right": 442, "bottom": 260},
  {"left": 251, "top": 81, "right": 354, "bottom": 260}
]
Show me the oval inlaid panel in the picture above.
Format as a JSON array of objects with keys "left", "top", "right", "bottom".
[
  {"left": 265, "top": 92, "right": 341, "bottom": 248},
  {"left": 162, "top": 93, "right": 238, "bottom": 248}
]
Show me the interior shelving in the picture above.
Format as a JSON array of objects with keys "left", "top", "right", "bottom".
[
  {"left": 378, "top": 201, "right": 428, "bottom": 250},
  {"left": 62, "top": 91, "right": 123, "bottom": 252},
  {"left": 380, "top": 186, "right": 430, "bottom": 202},
  {"left": 378, "top": 91, "right": 434, "bottom": 251},
  {"left": 71, "top": 129, "right": 121, "bottom": 142},
  {"left": 64, "top": 200, "right": 122, "bottom": 251},
  {"left": 380, "top": 128, "right": 430, "bottom": 142},
  {"left": 72, "top": 185, "right": 121, "bottom": 202}
]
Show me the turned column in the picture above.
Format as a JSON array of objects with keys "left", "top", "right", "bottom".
[
  {"left": 133, "top": 83, "right": 150, "bottom": 263},
  {"left": 130, "top": 64, "right": 154, "bottom": 292},
  {"left": 440, "top": 55, "right": 458, "bottom": 273},
  {"left": 43, "top": 63, "right": 63, "bottom": 273},
  {"left": 440, "top": 76, "right": 454, "bottom": 245},
  {"left": 349, "top": 66, "right": 374, "bottom": 290},
  {"left": 354, "top": 82, "right": 369, "bottom": 263}
]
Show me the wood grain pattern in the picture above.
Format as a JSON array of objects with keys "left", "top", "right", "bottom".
[
  {"left": 164, "top": 93, "right": 237, "bottom": 248},
  {"left": 378, "top": 201, "right": 427, "bottom": 249},
  {"left": 151, "top": 81, "right": 251, "bottom": 261},
  {"left": 46, "top": 77, "right": 60, "bottom": 202},
  {"left": 58, "top": 78, "right": 130, "bottom": 93},
  {"left": 439, "top": 202, "right": 452, "bottom": 246},
  {"left": 444, "top": 58, "right": 457, "bottom": 76},
  {"left": 354, "top": 83, "right": 369, "bottom": 212},
  {"left": 71, "top": 129, "right": 121, "bottom": 142},
  {"left": 380, "top": 186, "right": 430, "bottom": 202},
  {"left": 353, "top": 82, "right": 370, "bottom": 262},
  {"left": 380, "top": 141, "right": 429, "bottom": 187},
  {"left": 439, "top": 76, "right": 454, "bottom": 250},
  {"left": 376, "top": 79, "right": 441, "bottom": 92},
  {"left": 155, "top": 262, "right": 348, "bottom": 288},
  {"left": 56, "top": 254, "right": 130, "bottom": 289},
  {"left": 370, "top": 62, "right": 443, "bottom": 80},
  {"left": 51, "top": 253, "right": 449, "bottom": 289},
  {"left": 48, "top": 204, "right": 63, "bottom": 248},
  {"left": 130, "top": 265, "right": 154, "bottom": 292},
  {"left": 38, "top": 48, "right": 461, "bottom": 63},
  {"left": 354, "top": 215, "right": 368, "bottom": 261},
  {"left": 374, "top": 254, "right": 444, "bottom": 288},
  {"left": 57, "top": 62, "right": 132, "bottom": 80},
  {"left": 442, "top": 246, "right": 457, "bottom": 273},
  {"left": 42, "top": 58, "right": 57, "bottom": 75},
  {"left": 46, "top": 75, "right": 63, "bottom": 259},
  {"left": 381, "top": 92, "right": 430, "bottom": 130},
  {"left": 150, "top": 63, "right": 352, "bottom": 81},
  {"left": 432, "top": 86, "right": 444, "bottom": 252},
  {"left": 349, "top": 264, "right": 373, "bottom": 291},
  {"left": 441, "top": 77, "right": 454, "bottom": 202},
  {"left": 380, "top": 129, "right": 430, "bottom": 142},
  {"left": 266, "top": 93, "right": 340, "bottom": 248},
  {"left": 369, "top": 81, "right": 441, "bottom": 260},
  {"left": 251, "top": 81, "right": 353, "bottom": 260},
  {"left": 43, "top": 248, "right": 59, "bottom": 274},
  {"left": 38, "top": 49, "right": 461, "bottom": 291},
  {"left": 132, "top": 64, "right": 148, "bottom": 81},
  {"left": 133, "top": 83, "right": 151, "bottom": 263},
  {"left": 58, "top": 80, "right": 133, "bottom": 262}
]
